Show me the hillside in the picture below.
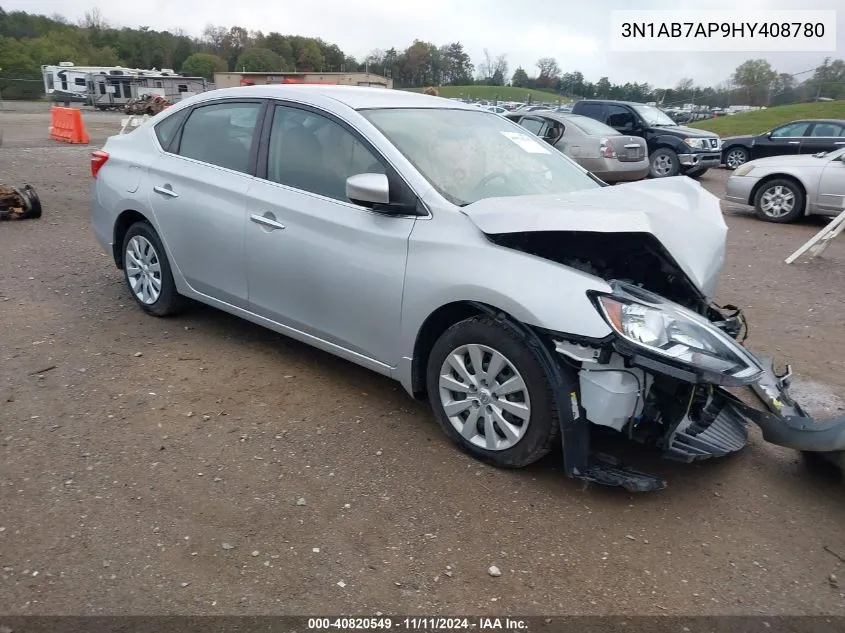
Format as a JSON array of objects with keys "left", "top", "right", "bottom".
[
  {"left": 689, "top": 101, "right": 845, "bottom": 136},
  {"left": 406, "top": 85, "right": 568, "bottom": 103}
]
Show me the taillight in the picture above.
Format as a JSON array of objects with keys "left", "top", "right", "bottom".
[
  {"left": 91, "top": 150, "right": 109, "bottom": 178},
  {"left": 599, "top": 138, "right": 616, "bottom": 158}
]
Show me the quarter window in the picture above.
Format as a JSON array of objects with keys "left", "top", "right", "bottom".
[
  {"left": 518, "top": 118, "right": 546, "bottom": 136},
  {"left": 154, "top": 108, "right": 190, "bottom": 151},
  {"left": 266, "top": 105, "right": 385, "bottom": 202},
  {"left": 177, "top": 102, "right": 262, "bottom": 173}
]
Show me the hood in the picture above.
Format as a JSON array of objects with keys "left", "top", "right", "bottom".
[
  {"left": 462, "top": 176, "right": 728, "bottom": 298},
  {"left": 654, "top": 125, "right": 718, "bottom": 138}
]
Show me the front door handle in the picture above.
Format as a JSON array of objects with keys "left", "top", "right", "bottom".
[
  {"left": 250, "top": 213, "right": 285, "bottom": 231},
  {"left": 153, "top": 185, "right": 179, "bottom": 198},
  {"left": 788, "top": 141, "right": 800, "bottom": 145},
  {"left": 834, "top": 141, "right": 845, "bottom": 145}
]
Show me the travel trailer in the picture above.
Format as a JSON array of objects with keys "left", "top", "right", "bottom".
[
  {"left": 88, "top": 73, "right": 209, "bottom": 110},
  {"left": 41, "top": 62, "right": 182, "bottom": 104}
]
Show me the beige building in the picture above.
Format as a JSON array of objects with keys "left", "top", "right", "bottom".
[{"left": 213, "top": 71, "right": 393, "bottom": 90}]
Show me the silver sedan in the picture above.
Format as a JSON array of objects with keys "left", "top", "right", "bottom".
[
  {"left": 725, "top": 148, "right": 845, "bottom": 223},
  {"left": 505, "top": 111, "right": 649, "bottom": 183}
]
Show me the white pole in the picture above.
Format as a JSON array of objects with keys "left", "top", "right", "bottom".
[{"left": 785, "top": 206, "right": 845, "bottom": 264}]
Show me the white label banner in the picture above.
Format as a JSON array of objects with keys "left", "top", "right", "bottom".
[{"left": 610, "top": 10, "right": 837, "bottom": 52}]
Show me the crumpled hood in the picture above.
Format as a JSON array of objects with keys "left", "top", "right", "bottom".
[{"left": 462, "top": 176, "right": 728, "bottom": 299}]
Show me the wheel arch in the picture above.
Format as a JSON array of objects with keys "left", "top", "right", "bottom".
[
  {"left": 749, "top": 173, "right": 808, "bottom": 212},
  {"left": 112, "top": 209, "right": 153, "bottom": 269},
  {"left": 410, "top": 300, "right": 555, "bottom": 399}
]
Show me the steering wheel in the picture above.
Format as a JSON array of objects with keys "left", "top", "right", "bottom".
[{"left": 471, "top": 171, "right": 511, "bottom": 198}]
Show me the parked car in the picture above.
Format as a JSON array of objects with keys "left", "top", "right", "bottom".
[
  {"left": 571, "top": 99, "right": 722, "bottom": 179},
  {"left": 505, "top": 110, "right": 649, "bottom": 183},
  {"left": 90, "top": 85, "right": 845, "bottom": 491},
  {"left": 721, "top": 119, "right": 845, "bottom": 170},
  {"left": 724, "top": 147, "right": 845, "bottom": 223}
]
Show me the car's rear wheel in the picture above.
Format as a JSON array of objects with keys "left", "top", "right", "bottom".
[
  {"left": 753, "top": 179, "right": 804, "bottom": 223},
  {"left": 724, "top": 147, "right": 749, "bottom": 169},
  {"left": 649, "top": 148, "right": 680, "bottom": 178},
  {"left": 122, "top": 221, "right": 186, "bottom": 316},
  {"left": 426, "top": 316, "right": 560, "bottom": 468}
]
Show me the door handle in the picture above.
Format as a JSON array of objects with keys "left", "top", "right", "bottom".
[
  {"left": 250, "top": 213, "right": 285, "bottom": 231},
  {"left": 788, "top": 141, "right": 800, "bottom": 145},
  {"left": 834, "top": 141, "right": 845, "bottom": 145},
  {"left": 153, "top": 185, "right": 179, "bottom": 198}
]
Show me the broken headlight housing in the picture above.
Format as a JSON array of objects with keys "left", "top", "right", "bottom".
[{"left": 593, "top": 283, "right": 763, "bottom": 384}]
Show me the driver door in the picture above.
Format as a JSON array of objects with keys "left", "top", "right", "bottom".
[
  {"left": 243, "top": 103, "right": 417, "bottom": 367},
  {"left": 755, "top": 122, "right": 809, "bottom": 158}
]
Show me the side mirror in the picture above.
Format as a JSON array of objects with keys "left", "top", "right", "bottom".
[{"left": 346, "top": 173, "right": 390, "bottom": 207}]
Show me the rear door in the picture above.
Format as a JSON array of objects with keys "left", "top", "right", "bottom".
[
  {"left": 801, "top": 122, "right": 845, "bottom": 155},
  {"left": 145, "top": 99, "right": 265, "bottom": 308},
  {"left": 815, "top": 153, "right": 845, "bottom": 214}
]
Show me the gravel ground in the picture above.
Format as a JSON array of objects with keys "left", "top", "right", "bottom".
[{"left": 2, "top": 100, "right": 845, "bottom": 616}]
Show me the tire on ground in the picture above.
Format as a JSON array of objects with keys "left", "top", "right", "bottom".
[
  {"left": 753, "top": 178, "right": 804, "bottom": 224},
  {"left": 121, "top": 220, "right": 187, "bottom": 317},
  {"left": 649, "top": 148, "right": 680, "bottom": 178},
  {"left": 425, "top": 315, "right": 564, "bottom": 468}
]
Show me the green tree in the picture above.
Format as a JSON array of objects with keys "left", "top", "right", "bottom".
[
  {"left": 511, "top": 66, "right": 529, "bottom": 87},
  {"left": 295, "top": 39, "right": 323, "bottom": 71},
  {"left": 258, "top": 32, "right": 293, "bottom": 68},
  {"left": 236, "top": 47, "right": 283, "bottom": 72},
  {"left": 181, "top": 52, "right": 227, "bottom": 79},
  {"left": 535, "top": 57, "right": 560, "bottom": 88},
  {"left": 731, "top": 59, "right": 777, "bottom": 106}
]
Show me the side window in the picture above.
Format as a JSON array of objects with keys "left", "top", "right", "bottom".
[
  {"left": 74, "top": 77, "right": 86, "bottom": 86},
  {"left": 809, "top": 123, "right": 845, "bottom": 137},
  {"left": 154, "top": 108, "right": 190, "bottom": 151},
  {"left": 177, "top": 102, "right": 262, "bottom": 173},
  {"left": 266, "top": 104, "right": 386, "bottom": 202},
  {"left": 574, "top": 103, "right": 604, "bottom": 121},
  {"left": 771, "top": 122, "right": 810, "bottom": 137},
  {"left": 518, "top": 118, "right": 546, "bottom": 136},
  {"left": 606, "top": 105, "right": 635, "bottom": 131}
]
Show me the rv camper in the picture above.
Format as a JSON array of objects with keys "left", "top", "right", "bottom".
[
  {"left": 88, "top": 73, "right": 208, "bottom": 110},
  {"left": 41, "top": 62, "right": 187, "bottom": 105}
]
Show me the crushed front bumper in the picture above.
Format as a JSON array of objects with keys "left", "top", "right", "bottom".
[{"left": 678, "top": 152, "right": 722, "bottom": 169}]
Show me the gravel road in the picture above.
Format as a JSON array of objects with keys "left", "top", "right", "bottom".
[{"left": 2, "top": 101, "right": 845, "bottom": 616}]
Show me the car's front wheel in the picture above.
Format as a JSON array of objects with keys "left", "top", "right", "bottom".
[
  {"left": 122, "top": 221, "right": 186, "bottom": 316},
  {"left": 426, "top": 316, "right": 560, "bottom": 468},
  {"left": 649, "top": 148, "right": 680, "bottom": 178},
  {"left": 753, "top": 178, "right": 804, "bottom": 223},
  {"left": 724, "top": 146, "right": 749, "bottom": 169}
]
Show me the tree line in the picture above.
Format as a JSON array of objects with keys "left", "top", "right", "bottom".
[{"left": 1, "top": 7, "right": 843, "bottom": 106}]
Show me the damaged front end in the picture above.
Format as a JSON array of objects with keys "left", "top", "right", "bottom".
[
  {"left": 545, "top": 280, "right": 845, "bottom": 492},
  {"left": 465, "top": 178, "right": 845, "bottom": 491}
]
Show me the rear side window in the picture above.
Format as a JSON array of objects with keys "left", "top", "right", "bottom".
[
  {"left": 518, "top": 118, "right": 546, "bottom": 136},
  {"left": 573, "top": 102, "right": 604, "bottom": 121},
  {"left": 154, "top": 108, "right": 189, "bottom": 151},
  {"left": 176, "top": 102, "right": 262, "bottom": 173}
]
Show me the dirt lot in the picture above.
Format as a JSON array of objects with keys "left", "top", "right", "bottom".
[{"left": 2, "top": 100, "right": 845, "bottom": 616}]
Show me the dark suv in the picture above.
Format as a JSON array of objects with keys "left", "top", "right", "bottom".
[{"left": 571, "top": 100, "right": 722, "bottom": 179}]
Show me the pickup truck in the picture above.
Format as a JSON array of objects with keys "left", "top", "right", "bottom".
[{"left": 571, "top": 99, "right": 722, "bottom": 179}]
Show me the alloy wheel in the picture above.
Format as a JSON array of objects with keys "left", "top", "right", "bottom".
[
  {"left": 760, "top": 185, "right": 795, "bottom": 219},
  {"left": 438, "top": 344, "right": 531, "bottom": 451},
  {"left": 726, "top": 149, "right": 747, "bottom": 169}
]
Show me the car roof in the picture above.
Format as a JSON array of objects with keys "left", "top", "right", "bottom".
[
  {"left": 184, "top": 84, "right": 478, "bottom": 111},
  {"left": 786, "top": 119, "right": 845, "bottom": 124}
]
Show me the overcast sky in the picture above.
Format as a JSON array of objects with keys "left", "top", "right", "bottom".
[{"left": 4, "top": 0, "right": 843, "bottom": 87}]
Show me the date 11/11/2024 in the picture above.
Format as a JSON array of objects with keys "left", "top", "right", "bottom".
[{"left": 307, "top": 617, "right": 529, "bottom": 630}]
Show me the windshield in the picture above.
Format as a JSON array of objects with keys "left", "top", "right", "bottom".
[
  {"left": 360, "top": 108, "right": 601, "bottom": 206},
  {"left": 631, "top": 104, "right": 676, "bottom": 126},
  {"left": 566, "top": 114, "right": 620, "bottom": 136}
]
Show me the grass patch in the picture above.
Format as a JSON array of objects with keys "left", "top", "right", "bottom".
[
  {"left": 689, "top": 101, "right": 845, "bottom": 136},
  {"left": 405, "top": 85, "right": 569, "bottom": 103}
]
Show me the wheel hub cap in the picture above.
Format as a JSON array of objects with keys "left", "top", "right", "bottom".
[
  {"left": 438, "top": 344, "right": 531, "bottom": 452},
  {"left": 125, "top": 235, "right": 162, "bottom": 305}
]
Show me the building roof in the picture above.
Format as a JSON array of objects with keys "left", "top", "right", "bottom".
[{"left": 190, "top": 84, "right": 473, "bottom": 111}]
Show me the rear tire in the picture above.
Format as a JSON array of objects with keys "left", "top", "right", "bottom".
[
  {"left": 426, "top": 316, "right": 561, "bottom": 468},
  {"left": 753, "top": 178, "right": 804, "bottom": 223},
  {"left": 121, "top": 221, "right": 186, "bottom": 317}
]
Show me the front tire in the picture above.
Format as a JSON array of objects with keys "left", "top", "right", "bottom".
[
  {"left": 724, "top": 146, "right": 749, "bottom": 170},
  {"left": 753, "top": 178, "right": 804, "bottom": 223},
  {"left": 121, "top": 221, "right": 186, "bottom": 316},
  {"left": 426, "top": 316, "right": 560, "bottom": 468},
  {"left": 649, "top": 148, "right": 680, "bottom": 178}
]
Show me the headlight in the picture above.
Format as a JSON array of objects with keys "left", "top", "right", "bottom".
[
  {"left": 734, "top": 163, "right": 755, "bottom": 177},
  {"left": 595, "top": 291, "right": 762, "bottom": 381},
  {"left": 683, "top": 138, "right": 707, "bottom": 149}
]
